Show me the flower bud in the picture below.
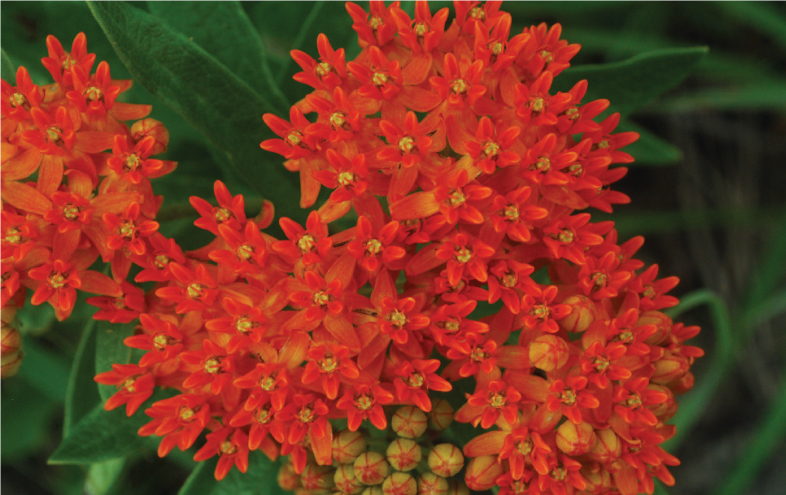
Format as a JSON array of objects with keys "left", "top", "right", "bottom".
[
  {"left": 354, "top": 452, "right": 390, "bottom": 485},
  {"left": 1, "top": 304, "right": 17, "bottom": 325},
  {"left": 556, "top": 421, "right": 596, "bottom": 456},
  {"left": 464, "top": 455, "right": 503, "bottom": 491},
  {"left": 429, "top": 399, "right": 454, "bottom": 432},
  {"left": 528, "top": 334, "right": 569, "bottom": 372},
  {"left": 392, "top": 406, "right": 428, "bottom": 439},
  {"left": 334, "top": 429, "right": 368, "bottom": 464},
  {"left": 362, "top": 487, "right": 384, "bottom": 495},
  {"left": 418, "top": 472, "right": 448, "bottom": 495},
  {"left": 651, "top": 351, "right": 689, "bottom": 384},
  {"left": 386, "top": 438, "right": 422, "bottom": 472},
  {"left": 646, "top": 383, "right": 676, "bottom": 420},
  {"left": 301, "top": 463, "right": 336, "bottom": 490},
  {"left": 427, "top": 444, "right": 464, "bottom": 478},
  {"left": 446, "top": 480, "right": 469, "bottom": 495},
  {"left": 1, "top": 324, "right": 23, "bottom": 378},
  {"left": 335, "top": 464, "right": 365, "bottom": 494},
  {"left": 669, "top": 371, "right": 695, "bottom": 395},
  {"left": 588, "top": 429, "right": 621, "bottom": 464},
  {"left": 581, "top": 466, "right": 613, "bottom": 495},
  {"left": 382, "top": 472, "right": 417, "bottom": 495},
  {"left": 639, "top": 310, "right": 672, "bottom": 345},
  {"left": 130, "top": 118, "right": 169, "bottom": 155},
  {"left": 278, "top": 462, "right": 302, "bottom": 491},
  {"left": 559, "top": 295, "right": 597, "bottom": 333}
]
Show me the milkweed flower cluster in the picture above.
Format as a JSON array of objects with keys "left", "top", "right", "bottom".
[
  {"left": 1, "top": 2, "right": 702, "bottom": 494},
  {"left": 1, "top": 33, "right": 175, "bottom": 376}
]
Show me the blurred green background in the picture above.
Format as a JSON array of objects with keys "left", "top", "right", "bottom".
[{"left": 2, "top": 2, "right": 786, "bottom": 494}]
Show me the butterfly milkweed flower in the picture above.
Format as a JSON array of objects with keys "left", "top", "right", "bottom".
[{"left": 1, "top": 2, "right": 703, "bottom": 493}]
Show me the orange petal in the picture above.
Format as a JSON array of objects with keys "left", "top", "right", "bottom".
[
  {"left": 505, "top": 372, "right": 549, "bottom": 402},
  {"left": 36, "top": 154, "right": 64, "bottom": 196},
  {"left": 463, "top": 431, "right": 507, "bottom": 457},
  {"left": 112, "top": 102, "right": 152, "bottom": 121},
  {"left": 323, "top": 313, "right": 360, "bottom": 352},
  {"left": 79, "top": 270, "right": 122, "bottom": 297},
  {"left": 389, "top": 191, "right": 439, "bottom": 221},
  {"left": 2, "top": 148, "right": 42, "bottom": 181},
  {"left": 1, "top": 181, "right": 53, "bottom": 215},
  {"left": 74, "top": 131, "right": 117, "bottom": 154}
]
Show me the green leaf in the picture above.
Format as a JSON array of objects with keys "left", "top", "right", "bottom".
[
  {"left": 1, "top": 376, "right": 59, "bottom": 461},
  {"left": 85, "top": 458, "right": 126, "bottom": 495},
  {"left": 618, "top": 120, "right": 682, "bottom": 165},
  {"left": 50, "top": 390, "right": 175, "bottom": 464},
  {"left": 64, "top": 319, "right": 101, "bottom": 437},
  {"left": 656, "top": 82, "right": 786, "bottom": 112},
  {"left": 274, "top": 1, "right": 324, "bottom": 85},
  {"left": 87, "top": 1, "right": 306, "bottom": 224},
  {"left": 552, "top": 47, "right": 709, "bottom": 116},
  {"left": 95, "top": 322, "right": 135, "bottom": 401},
  {"left": 19, "top": 333, "right": 72, "bottom": 404},
  {"left": 1, "top": 48, "right": 14, "bottom": 79},
  {"left": 717, "top": 2, "right": 786, "bottom": 53},
  {"left": 178, "top": 451, "right": 285, "bottom": 495},
  {"left": 146, "top": 1, "right": 288, "bottom": 112}
]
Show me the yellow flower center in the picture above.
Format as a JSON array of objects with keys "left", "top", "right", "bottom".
[
  {"left": 364, "top": 238, "right": 382, "bottom": 256},
  {"left": 48, "top": 272, "right": 67, "bottom": 289},
  {"left": 372, "top": 72, "right": 389, "bottom": 86},
  {"left": 204, "top": 357, "right": 222, "bottom": 374},
  {"left": 398, "top": 136, "right": 416, "bottom": 154},
  {"left": 4, "top": 227, "right": 23, "bottom": 245},
  {"left": 63, "top": 204, "right": 81, "bottom": 221},
  {"left": 187, "top": 283, "right": 205, "bottom": 300},
  {"left": 124, "top": 154, "right": 140, "bottom": 172},
  {"left": 529, "top": 98, "right": 544, "bottom": 114},
  {"left": 454, "top": 246, "right": 472, "bottom": 264},
  {"left": 337, "top": 171, "right": 357, "bottom": 188},
  {"left": 154, "top": 254, "right": 170, "bottom": 269},
  {"left": 355, "top": 392, "right": 374, "bottom": 411},
  {"left": 153, "top": 334, "right": 175, "bottom": 350},
  {"left": 215, "top": 207, "right": 232, "bottom": 224},
  {"left": 387, "top": 309, "right": 408, "bottom": 329},
  {"left": 315, "top": 61, "right": 333, "bottom": 78},
  {"left": 9, "top": 92, "right": 29, "bottom": 110},
  {"left": 84, "top": 86, "right": 104, "bottom": 103},
  {"left": 407, "top": 372, "right": 425, "bottom": 388},
  {"left": 220, "top": 440, "right": 237, "bottom": 455},
  {"left": 297, "top": 234, "right": 316, "bottom": 254},
  {"left": 46, "top": 126, "right": 63, "bottom": 145},
  {"left": 451, "top": 79, "right": 468, "bottom": 95}
]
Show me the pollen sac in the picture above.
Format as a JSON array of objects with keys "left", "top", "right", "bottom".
[{"left": 392, "top": 406, "right": 428, "bottom": 439}]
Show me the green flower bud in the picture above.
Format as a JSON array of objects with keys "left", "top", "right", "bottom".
[
  {"left": 354, "top": 452, "right": 390, "bottom": 485},
  {"left": 386, "top": 438, "right": 422, "bottom": 472},
  {"left": 382, "top": 472, "right": 417, "bottom": 495},
  {"left": 392, "top": 406, "right": 428, "bottom": 439},
  {"left": 427, "top": 444, "right": 464, "bottom": 478}
]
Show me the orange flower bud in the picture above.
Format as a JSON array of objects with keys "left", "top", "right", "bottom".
[
  {"left": 278, "top": 462, "right": 302, "bottom": 491},
  {"left": 354, "top": 452, "right": 390, "bottom": 485},
  {"left": 1, "top": 324, "right": 23, "bottom": 378},
  {"left": 559, "top": 295, "right": 597, "bottom": 332},
  {"left": 651, "top": 351, "right": 689, "bottom": 384},
  {"left": 418, "top": 472, "right": 448, "bottom": 495},
  {"left": 301, "top": 463, "right": 336, "bottom": 490},
  {"left": 392, "top": 406, "right": 428, "bottom": 439},
  {"left": 386, "top": 438, "right": 422, "bottom": 472},
  {"left": 382, "top": 472, "right": 417, "bottom": 495},
  {"left": 427, "top": 444, "right": 464, "bottom": 478},
  {"left": 638, "top": 310, "right": 672, "bottom": 345},
  {"left": 335, "top": 464, "right": 365, "bottom": 494},
  {"left": 130, "top": 118, "right": 169, "bottom": 155},
  {"left": 334, "top": 429, "right": 368, "bottom": 464},
  {"left": 429, "top": 399, "right": 454, "bottom": 432},
  {"left": 446, "top": 480, "right": 469, "bottom": 495},
  {"left": 670, "top": 371, "right": 695, "bottom": 395},
  {"left": 589, "top": 428, "right": 621, "bottom": 464},
  {"left": 581, "top": 466, "right": 613, "bottom": 495},
  {"left": 464, "top": 455, "right": 503, "bottom": 491},
  {"left": 556, "top": 420, "right": 596, "bottom": 455},
  {"left": 1, "top": 304, "right": 17, "bottom": 325},
  {"left": 528, "top": 334, "right": 569, "bottom": 372},
  {"left": 646, "top": 383, "right": 676, "bottom": 420}
]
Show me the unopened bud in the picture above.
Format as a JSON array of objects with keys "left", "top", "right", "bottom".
[
  {"left": 354, "top": 452, "right": 390, "bottom": 485},
  {"left": 1, "top": 324, "right": 23, "bottom": 378},
  {"left": 278, "top": 462, "right": 302, "bottom": 491},
  {"left": 581, "top": 466, "right": 612, "bottom": 495},
  {"left": 386, "top": 438, "right": 422, "bottom": 472},
  {"left": 427, "top": 444, "right": 464, "bottom": 478},
  {"left": 588, "top": 429, "right": 621, "bottom": 464},
  {"left": 646, "top": 383, "right": 676, "bottom": 420},
  {"left": 446, "top": 480, "right": 469, "bottom": 495},
  {"left": 639, "top": 310, "right": 672, "bottom": 345},
  {"left": 651, "top": 351, "right": 689, "bottom": 384},
  {"left": 362, "top": 486, "right": 384, "bottom": 495},
  {"left": 334, "top": 429, "right": 368, "bottom": 464},
  {"left": 418, "top": 472, "right": 448, "bottom": 495},
  {"left": 556, "top": 421, "right": 596, "bottom": 456},
  {"left": 301, "top": 463, "right": 336, "bottom": 490},
  {"left": 392, "top": 406, "right": 428, "bottom": 439},
  {"left": 130, "top": 118, "right": 169, "bottom": 155},
  {"left": 464, "top": 456, "right": 503, "bottom": 491},
  {"left": 559, "top": 295, "right": 597, "bottom": 333},
  {"left": 382, "top": 472, "right": 417, "bottom": 495},
  {"left": 528, "top": 334, "right": 569, "bottom": 372},
  {"left": 429, "top": 399, "right": 454, "bottom": 432},
  {"left": 669, "top": 371, "right": 695, "bottom": 395},
  {"left": 335, "top": 464, "right": 364, "bottom": 494}
]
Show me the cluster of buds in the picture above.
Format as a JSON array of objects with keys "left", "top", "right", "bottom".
[
  {"left": 1, "top": 32, "right": 175, "bottom": 376},
  {"left": 281, "top": 403, "right": 469, "bottom": 495}
]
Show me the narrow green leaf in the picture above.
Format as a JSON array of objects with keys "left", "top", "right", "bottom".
[
  {"left": 64, "top": 319, "right": 100, "bottom": 437},
  {"left": 20, "top": 333, "right": 72, "bottom": 404},
  {"left": 50, "top": 390, "right": 176, "bottom": 464},
  {"left": 656, "top": 82, "right": 786, "bottom": 112},
  {"left": 718, "top": 2, "right": 786, "bottom": 53},
  {"left": 95, "top": 322, "right": 135, "bottom": 401},
  {"left": 85, "top": 458, "right": 126, "bottom": 495},
  {"left": 1, "top": 48, "right": 14, "bottom": 79},
  {"left": 1, "top": 377, "right": 58, "bottom": 461},
  {"left": 552, "top": 47, "right": 709, "bottom": 116},
  {"left": 178, "top": 451, "right": 285, "bottom": 495},
  {"left": 146, "top": 1, "right": 288, "bottom": 112},
  {"left": 274, "top": 1, "right": 324, "bottom": 85},
  {"left": 87, "top": 1, "right": 306, "bottom": 225},
  {"left": 619, "top": 120, "right": 682, "bottom": 165}
]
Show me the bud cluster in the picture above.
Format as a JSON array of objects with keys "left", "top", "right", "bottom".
[{"left": 280, "top": 404, "right": 469, "bottom": 495}]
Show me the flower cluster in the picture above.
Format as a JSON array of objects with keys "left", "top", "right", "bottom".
[
  {"left": 3, "top": 2, "right": 702, "bottom": 494},
  {"left": 1, "top": 33, "right": 175, "bottom": 376}
]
